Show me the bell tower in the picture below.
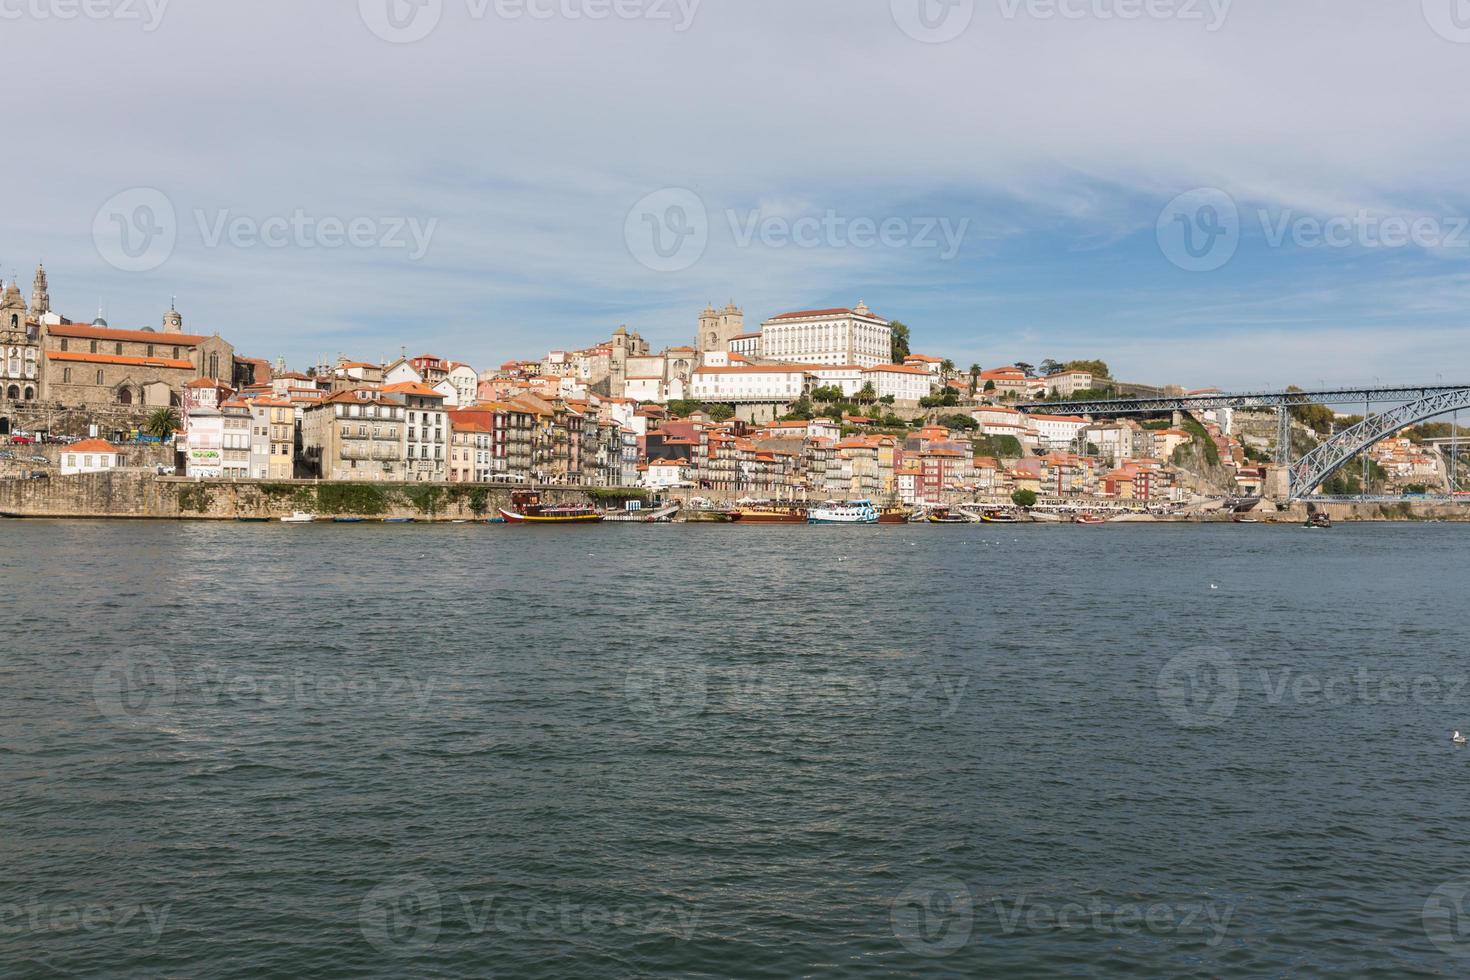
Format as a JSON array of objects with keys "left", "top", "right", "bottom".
[
  {"left": 163, "top": 297, "right": 184, "bottom": 333},
  {"left": 30, "top": 264, "right": 49, "bottom": 317}
]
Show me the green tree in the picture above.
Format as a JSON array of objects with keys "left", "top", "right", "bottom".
[
  {"left": 1014, "top": 361, "right": 1035, "bottom": 378},
  {"left": 857, "top": 381, "right": 877, "bottom": 404},
  {"left": 707, "top": 404, "right": 735, "bottom": 422},
  {"left": 879, "top": 394, "right": 895, "bottom": 405},
  {"left": 968, "top": 364, "right": 981, "bottom": 395},
  {"left": 984, "top": 380, "right": 996, "bottom": 393},
  {"left": 890, "top": 321, "right": 911, "bottom": 362},
  {"left": 1064, "top": 359, "right": 1111, "bottom": 379},
  {"left": 1011, "top": 488, "right": 1038, "bottom": 508},
  {"left": 144, "top": 407, "right": 180, "bottom": 442},
  {"left": 1040, "top": 358, "right": 1063, "bottom": 376},
  {"left": 940, "top": 358, "right": 956, "bottom": 379}
]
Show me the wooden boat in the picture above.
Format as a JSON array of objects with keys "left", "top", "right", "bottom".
[
  {"left": 1075, "top": 513, "right": 1107, "bottom": 525},
  {"left": 499, "top": 490, "right": 604, "bottom": 524},
  {"left": 1232, "top": 515, "right": 1260, "bottom": 524},
  {"left": 981, "top": 511, "right": 1021, "bottom": 523},
  {"left": 280, "top": 512, "right": 316, "bottom": 524},
  {"left": 384, "top": 517, "right": 416, "bottom": 524},
  {"left": 927, "top": 507, "right": 971, "bottom": 524},
  {"left": 333, "top": 517, "right": 366, "bottom": 523},
  {"left": 1305, "top": 511, "right": 1332, "bottom": 529},
  {"left": 236, "top": 516, "right": 271, "bottom": 523},
  {"left": 878, "top": 506, "right": 910, "bottom": 524},
  {"left": 730, "top": 500, "right": 807, "bottom": 523}
]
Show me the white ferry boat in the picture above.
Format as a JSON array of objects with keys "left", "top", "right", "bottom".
[{"left": 807, "top": 499, "right": 879, "bottom": 525}]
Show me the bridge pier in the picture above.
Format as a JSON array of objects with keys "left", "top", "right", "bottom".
[{"left": 1264, "top": 464, "right": 1291, "bottom": 502}]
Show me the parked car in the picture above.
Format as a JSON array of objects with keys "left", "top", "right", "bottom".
[
  {"left": 28, "top": 455, "right": 49, "bottom": 464},
  {"left": 28, "top": 471, "right": 48, "bottom": 480},
  {"left": 0, "top": 451, "right": 14, "bottom": 461},
  {"left": 9, "top": 436, "right": 35, "bottom": 445}
]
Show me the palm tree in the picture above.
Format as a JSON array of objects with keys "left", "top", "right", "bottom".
[
  {"left": 144, "top": 407, "right": 180, "bottom": 443},
  {"left": 968, "top": 364, "right": 981, "bottom": 396},
  {"left": 940, "top": 358, "right": 956, "bottom": 379}
]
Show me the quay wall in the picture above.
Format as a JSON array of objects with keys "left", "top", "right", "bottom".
[
  {"left": 0, "top": 473, "right": 600, "bottom": 521},
  {"left": 2, "top": 474, "right": 1467, "bottom": 522}
]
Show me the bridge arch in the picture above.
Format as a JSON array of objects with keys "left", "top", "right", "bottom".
[{"left": 1289, "top": 388, "right": 1470, "bottom": 498}]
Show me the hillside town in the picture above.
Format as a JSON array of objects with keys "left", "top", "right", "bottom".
[{"left": 0, "top": 265, "right": 1460, "bottom": 509}]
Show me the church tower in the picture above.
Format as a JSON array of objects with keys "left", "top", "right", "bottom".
[
  {"left": 30, "top": 264, "right": 49, "bottom": 318},
  {"left": 696, "top": 301, "right": 744, "bottom": 355},
  {"left": 162, "top": 298, "right": 184, "bottom": 333},
  {"left": 0, "top": 276, "right": 26, "bottom": 331},
  {"left": 697, "top": 303, "right": 719, "bottom": 353}
]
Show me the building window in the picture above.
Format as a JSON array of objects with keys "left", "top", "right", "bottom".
[
  {"left": 209, "top": 353, "right": 219, "bottom": 377},
  {"left": 116, "top": 343, "right": 123, "bottom": 355},
  {"left": 62, "top": 368, "right": 71, "bottom": 384},
  {"left": 96, "top": 370, "right": 104, "bottom": 386},
  {"left": 147, "top": 344, "right": 154, "bottom": 357},
  {"left": 60, "top": 338, "right": 68, "bottom": 351},
  {"left": 90, "top": 340, "right": 98, "bottom": 354},
  {"left": 173, "top": 347, "right": 180, "bottom": 359}
]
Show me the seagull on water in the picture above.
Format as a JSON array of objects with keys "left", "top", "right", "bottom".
[{"left": 1454, "top": 731, "right": 1466, "bottom": 746}]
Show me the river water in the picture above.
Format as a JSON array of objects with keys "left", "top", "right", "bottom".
[{"left": 3, "top": 520, "right": 1470, "bottom": 977}]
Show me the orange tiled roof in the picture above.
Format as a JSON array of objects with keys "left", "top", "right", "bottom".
[
  {"left": 68, "top": 438, "right": 119, "bottom": 453},
  {"left": 48, "top": 351, "right": 194, "bottom": 370}
]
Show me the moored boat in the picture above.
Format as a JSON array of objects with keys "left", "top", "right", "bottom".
[
  {"left": 981, "top": 511, "right": 1021, "bottom": 523},
  {"left": 1075, "top": 513, "right": 1107, "bottom": 525},
  {"left": 281, "top": 511, "right": 316, "bottom": 524},
  {"left": 878, "top": 505, "right": 910, "bottom": 524},
  {"left": 333, "top": 517, "right": 366, "bottom": 523},
  {"left": 236, "top": 516, "right": 271, "bottom": 523},
  {"left": 603, "top": 503, "right": 681, "bottom": 523},
  {"left": 927, "top": 507, "right": 971, "bottom": 524},
  {"left": 499, "top": 490, "right": 604, "bottom": 524},
  {"left": 1305, "top": 511, "right": 1333, "bottom": 529},
  {"left": 731, "top": 499, "right": 807, "bottom": 523},
  {"left": 808, "top": 499, "right": 879, "bottom": 525}
]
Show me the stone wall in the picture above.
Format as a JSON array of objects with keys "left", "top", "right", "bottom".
[{"left": 0, "top": 473, "right": 599, "bottom": 521}]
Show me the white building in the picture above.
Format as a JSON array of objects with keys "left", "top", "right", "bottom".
[
  {"left": 807, "top": 365, "right": 865, "bottom": 398},
  {"left": 1029, "top": 413, "right": 1090, "bottom": 450},
  {"left": 863, "top": 363, "right": 934, "bottom": 402},
  {"left": 446, "top": 363, "right": 479, "bottom": 407},
  {"left": 60, "top": 439, "right": 122, "bottom": 474},
  {"left": 643, "top": 458, "right": 693, "bottom": 489},
  {"left": 760, "top": 302, "right": 892, "bottom": 368},
  {"left": 688, "top": 364, "right": 812, "bottom": 402},
  {"left": 1045, "top": 369, "right": 1093, "bottom": 398},
  {"left": 729, "top": 332, "right": 763, "bottom": 360}
]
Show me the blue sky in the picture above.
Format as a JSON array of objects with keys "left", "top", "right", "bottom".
[{"left": 8, "top": 0, "right": 1470, "bottom": 389}]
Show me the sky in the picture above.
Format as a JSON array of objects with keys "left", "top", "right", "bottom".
[{"left": 7, "top": 0, "right": 1470, "bottom": 389}]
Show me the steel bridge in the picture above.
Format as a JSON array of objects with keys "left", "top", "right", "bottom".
[{"left": 1016, "top": 384, "right": 1470, "bottom": 500}]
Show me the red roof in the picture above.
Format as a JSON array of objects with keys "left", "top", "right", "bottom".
[
  {"left": 768, "top": 307, "right": 884, "bottom": 321},
  {"left": 49, "top": 323, "right": 211, "bottom": 345},
  {"left": 48, "top": 351, "right": 194, "bottom": 370},
  {"left": 69, "top": 439, "right": 119, "bottom": 454}
]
